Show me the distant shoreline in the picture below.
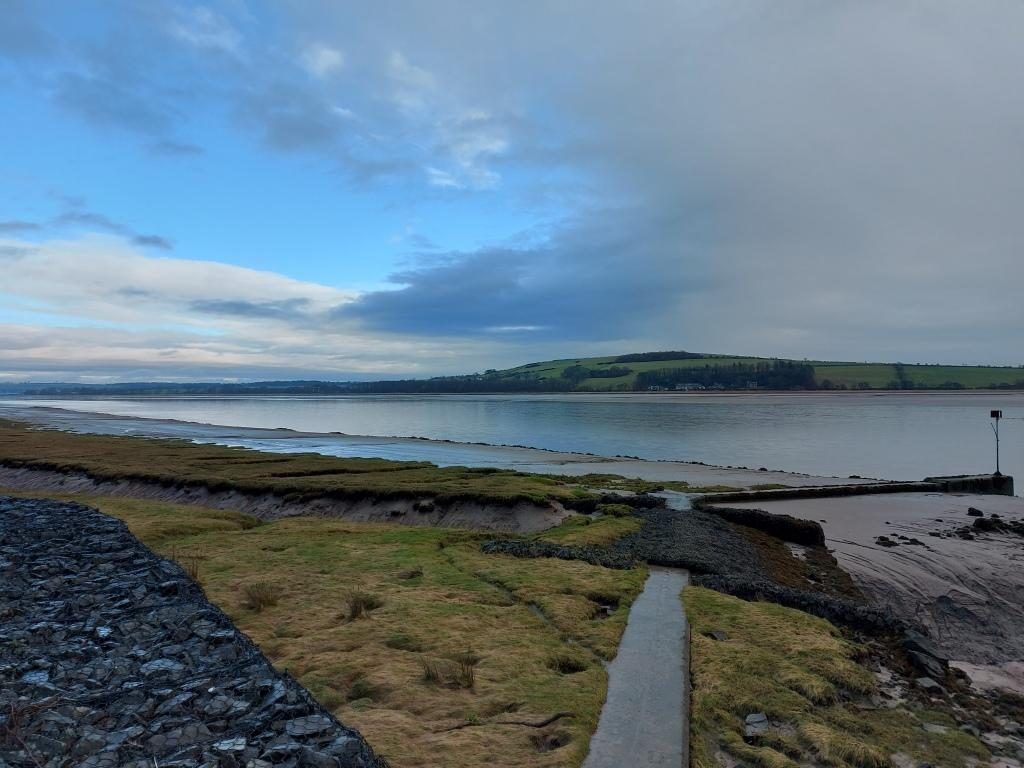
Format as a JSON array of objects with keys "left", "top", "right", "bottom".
[{"left": 4, "top": 388, "right": 1024, "bottom": 398}]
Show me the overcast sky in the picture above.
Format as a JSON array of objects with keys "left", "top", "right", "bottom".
[{"left": 2, "top": 1, "right": 1023, "bottom": 382}]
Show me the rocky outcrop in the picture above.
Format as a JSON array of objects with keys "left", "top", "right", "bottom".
[{"left": 0, "top": 496, "right": 384, "bottom": 768}]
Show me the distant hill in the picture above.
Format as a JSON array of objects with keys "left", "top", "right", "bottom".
[
  {"left": 5, "top": 352, "right": 1024, "bottom": 395},
  {"left": 492, "top": 353, "right": 1024, "bottom": 391}
]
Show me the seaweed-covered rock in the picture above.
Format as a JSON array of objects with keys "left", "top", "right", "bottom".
[
  {"left": 0, "top": 496, "right": 384, "bottom": 768},
  {"left": 482, "top": 503, "right": 908, "bottom": 635}
]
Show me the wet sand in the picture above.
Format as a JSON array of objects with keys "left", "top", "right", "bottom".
[
  {"left": 0, "top": 404, "right": 877, "bottom": 490},
  {"left": 726, "top": 493, "right": 1024, "bottom": 694}
]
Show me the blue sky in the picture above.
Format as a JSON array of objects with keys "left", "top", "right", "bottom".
[{"left": 2, "top": 1, "right": 1023, "bottom": 381}]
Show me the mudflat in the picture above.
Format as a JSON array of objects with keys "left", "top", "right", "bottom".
[{"left": 726, "top": 492, "right": 1024, "bottom": 694}]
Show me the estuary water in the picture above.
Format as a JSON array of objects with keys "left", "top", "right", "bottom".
[{"left": 3, "top": 392, "right": 1022, "bottom": 484}]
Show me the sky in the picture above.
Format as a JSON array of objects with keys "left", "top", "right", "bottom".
[{"left": 2, "top": 0, "right": 1023, "bottom": 382}]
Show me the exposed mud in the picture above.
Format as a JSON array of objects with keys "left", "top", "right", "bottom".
[
  {"left": 0, "top": 465, "right": 569, "bottom": 533},
  {"left": 723, "top": 493, "right": 1024, "bottom": 694}
]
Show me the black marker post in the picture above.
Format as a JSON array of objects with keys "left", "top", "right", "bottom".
[{"left": 991, "top": 409, "right": 1003, "bottom": 476}]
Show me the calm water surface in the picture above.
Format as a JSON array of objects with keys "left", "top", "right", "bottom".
[{"left": 4, "top": 393, "right": 1023, "bottom": 482}]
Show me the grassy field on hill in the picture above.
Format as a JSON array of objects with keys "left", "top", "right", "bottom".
[
  {"left": 497, "top": 354, "right": 1024, "bottom": 391},
  {"left": 9, "top": 352, "right": 1022, "bottom": 395}
]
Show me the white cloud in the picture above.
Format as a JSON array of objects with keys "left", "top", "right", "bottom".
[
  {"left": 168, "top": 7, "right": 242, "bottom": 56},
  {"left": 301, "top": 43, "right": 345, "bottom": 78},
  {"left": 0, "top": 234, "right": 534, "bottom": 380},
  {"left": 388, "top": 51, "right": 436, "bottom": 113},
  {"left": 0, "top": 235, "right": 351, "bottom": 328},
  {"left": 425, "top": 167, "right": 459, "bottom": 188}
]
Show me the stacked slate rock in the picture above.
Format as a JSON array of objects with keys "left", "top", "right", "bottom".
[
  {"left": 0, "top": 496, "right": 384, "bottom": 768},
  {"left": 482, "top": 503, "right": 904, "bottom": 634}
]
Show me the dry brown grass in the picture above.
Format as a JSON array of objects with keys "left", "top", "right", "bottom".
[
  {"left": 241, "top": 581, "right": 281, "bottom": 612},
  {"left": 168, "top": 546, "right": 202, "bottom": 582},
  {"left": 686, "top": 587, "right": 990, "bottom": 768},
  {"left": 345, "top": 590, "right": 385, "bottom": 621}
]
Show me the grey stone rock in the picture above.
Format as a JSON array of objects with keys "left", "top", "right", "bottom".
[
  {"left": 915, "top": 677, "right": 944, "bottom": 694},
  {"left": 213, "top": 736, "right": 248, "bottom": 752},
  {"left": 908, "top": 650, "right": 946, "bottom": 680},
  {"left": 324, "top": 736, "right": 362, "bottom": 758},
  {"left": 744, "top": 712, "right": 769, "bottom": 739},
  {"left": 72, "top": 731, "right": 109, "bottom": 757},
  {"left": 140, "top": 658, "right": 184, "bottom": 676},
  {"left": 300, "top": 746, "right": 342, "bottom": 768},
  {"left": 155, "top": 692, "right": 194, "bottom": 715},
  {"left": 286, "top": 715, "right": 334, "bottom": 737}
]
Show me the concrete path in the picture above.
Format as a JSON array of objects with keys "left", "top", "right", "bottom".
[{"left": 583, "top": 566, "right": 690, "bottom": 768}]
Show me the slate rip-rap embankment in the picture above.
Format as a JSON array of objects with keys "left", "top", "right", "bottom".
[{"left": 0, "top": 496, "right": 385, "bottom": 768}]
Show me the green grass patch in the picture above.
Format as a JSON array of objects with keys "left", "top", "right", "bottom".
[
  {"left": 498, "top": 353, "right": 1024, "bottom": 391},
  {"left": 536, "top": 514, "right": 642, "bottom": 547},
  {"left": 686, "top": 587, "right": 990, "bottom": 768},
  {"left": 0, "top": 419, "right": 584, "bottom": 506}
]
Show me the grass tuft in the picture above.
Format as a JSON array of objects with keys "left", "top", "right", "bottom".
[
  {"left": 419, "top": 656, "right": 477, "bottom": 689},
  {"left": 348, "top": 676, "right": 380, "bottom": 702},
  {"left": 547, "top": 653, "right": 589, "bottom": 675},
  {"left": 455, "top": 660, "right": 476, "bottom": 690},
  {"left": 385, "top": 633, "right": 425, "bottom": 652},
  {"left": 169, "top": 546, "right": 202, "bottom": 583},
  {"left": 241, "top": 580, "right": 280, "bottom": 612},
  {"left": 419, "top": 656, "right": 444, "bottom": 684},
  {"left": 345, "top": 590, "right": 384, "bottom": 620},
  {"left": 799, "top": 723, "right": 889, "bottom": 768}
]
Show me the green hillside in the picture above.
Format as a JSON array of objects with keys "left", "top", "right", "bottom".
[
  {"left": 13, "top": 352, "right": 1024, "bottom": 395},
  {"left": 493, "top": 352, "right": 1024, "bottom": 391}
]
